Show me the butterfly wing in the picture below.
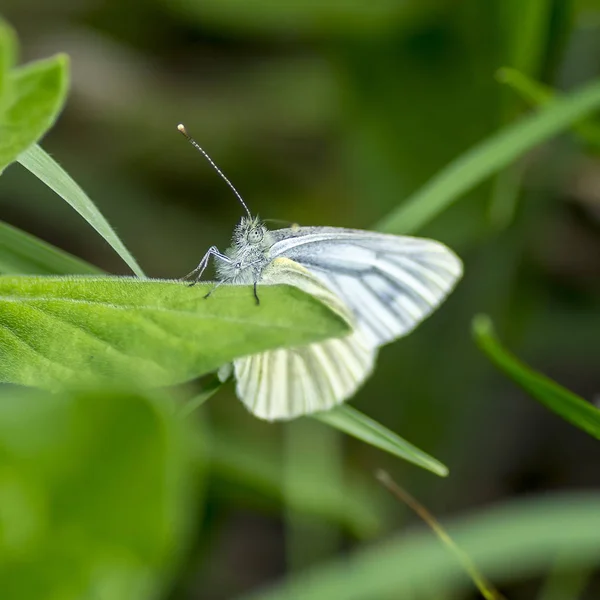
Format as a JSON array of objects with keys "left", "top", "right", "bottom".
[
  {"left": 232, "top": 257, "right": 377, "bottom": 421},
  {"left": 234, "top": 331, "right": 376, "bottom": 420},
  {"left": 268, "top": 227, "right": 463, "bottom": 348}
]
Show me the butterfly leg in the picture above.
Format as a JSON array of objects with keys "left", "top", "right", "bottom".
[
  {"left": 253, "top": 281, "right": 260, "bottom": 306},
  {"left": 182, "top": 246, "right": 231, "bottom": 287},
  {"left": 203, "top": 279, "right": 227, "bottom": 299}
]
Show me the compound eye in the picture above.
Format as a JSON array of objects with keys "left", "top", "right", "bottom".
[
  {"left": 234, "top": 262, "right": 242, "bottom": 269},
  {"left": 248, "top": 228, "right": 264, "bottom": 243}
]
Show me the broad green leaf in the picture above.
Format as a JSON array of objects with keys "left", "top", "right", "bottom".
[
  {"left": 242, "top": 492, "right": 600, "bottom": 600},
  {"left": 0, "top": 276, "right": 349, "bottom": 390},
  {"left": 0, "top": 220, "right": 102, "bottom": 275},
  {"left": 18, "top": 145, "right": 145, "bottom": 277},
  {"left": 377, "top": 77, "right": 600, "bottom": 234},
  {"left": 0, "top": 386, "right": 195, "bottom": 600},
  {"left": 313, "top": 405, "right": 448, "bottom": 477},
  {"left": 0, "top": 18, "right": 17, "bottom": 108},
  {"left": 473, "top": 315, "right": 600, "bottom": 440},
  {"left": 0, "top": 55, "right": 69, "bottom": 174}
]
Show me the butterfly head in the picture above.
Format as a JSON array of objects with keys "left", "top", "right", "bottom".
[{"left": 233, "top": 215, "right": 271, "bottom": 249}]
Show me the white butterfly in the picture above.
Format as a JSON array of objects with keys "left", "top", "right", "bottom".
[{"left": 179, "top": 124, "right": 463, "bottom": 421}]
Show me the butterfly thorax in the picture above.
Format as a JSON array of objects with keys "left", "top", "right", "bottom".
[{"left": 216, "top": 216, "right": 274, "bottom": 284}]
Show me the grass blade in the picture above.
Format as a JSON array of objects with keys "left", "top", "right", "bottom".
[
  {"left": 473, "top": 314, "right": 600, "bottom": 440},
  {"left": 241, "top": 492, "right": 600, "bottom": 600},
  {"left": 377, "top": 77, "right": 600, "bottom": 234},
  {"left": 178, "top": 376, "right": 223, "bottom": 418},
  {"left": 17, "top": 144, "right": 145, "bottom": 277},
  {"left": 498, "top": 67, "right": 600, "bottom": 146},
  {"left": 313, "top": 404, "right": 448, "bottom": 477},
  {"left": 0, "top": 220, "right": 102, "bottom": 275},
  {"left": 377, "top": 470, "right": 505, "bottom": 600}
]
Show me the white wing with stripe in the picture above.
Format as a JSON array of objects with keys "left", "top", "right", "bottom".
[
  {"left": 234, "top": 330, "right": 375, "bottom": 420},
  {"left": 269, "top": 227, "right": 463, "bottom": 348},
  {"left": 232, "top": 257, "right": 377, "bottom": 421}
]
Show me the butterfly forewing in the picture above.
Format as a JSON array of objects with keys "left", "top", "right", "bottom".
[{"left": 269, "top": 227, "right": 463, "bottom": 348}]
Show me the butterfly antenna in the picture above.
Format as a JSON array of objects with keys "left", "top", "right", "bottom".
[{"left": 177, "top": 123, "right": 252, "bottom": 218}]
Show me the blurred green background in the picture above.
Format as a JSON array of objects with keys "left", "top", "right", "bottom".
[{"left": 1, "top": 0, "right": 600, "bottom": 598}]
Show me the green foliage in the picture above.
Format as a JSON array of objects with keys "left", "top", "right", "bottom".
[
  {"left": 377, "top": 76, "right": 600, "bottom": 235},
  {"left": 242, "top": 492, "right": 600, "bottom": 599},
  {"left": 497, "top": 67, "right": 600, "bottom": 147},
  {"left": 0, "top": 275, "right": 348, "bottom": 389},
  {"left": 209, "top": 422, "right": 383, "bottom": 538},
  {"left": 473, "top": 315, "right": 600, "bottom": 440},
  {"left": 0, "top": 386, "right": 195, "bottom": 600},
  {"left": 0, "top": 18, "right": 16, "bottom": 106},
  {"left": 0, "top": 18, "right": 68, "bottom": 174},
  {"left": 313, "top": 405, "right": 448, "bottom": 477},
  {"left": 0, "top": 221, "right": 102, "bottom": 275},
  {"left": 18, "top": 145, "right": 146, "bottom": 277},
  {"left": 1, "top": 7, "right": 600, "bottom": 599},
  {"left": 158, "top": 0, "right": 436, "bottom": 37}
]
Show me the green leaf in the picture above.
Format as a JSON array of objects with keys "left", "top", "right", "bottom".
[
  {"left": 377, "top": 77, "right": 600, "bottom": 234},
  {"left": 0, "top": 55, "right": 69, "bottom": 174},
  {"left": 241, "top": 492, "right": 600, "bottom": 600},
  {"left": 0, "top": 275, "right": 349, "bottom": 390},
  {"left": 17, "top": 145, "right": 145, "bottom": 277},
  {"left": 0, "top": 220, "right": 102, "bottom": 275},
  {"left": 312, "top": 405, "right": 448, "bottom": 477},
  {"left": 0, "top": 386, "right": 195, "bottom": 600},
  {"left": 473, "top": 315, "right": 600, "bottom": 440}
]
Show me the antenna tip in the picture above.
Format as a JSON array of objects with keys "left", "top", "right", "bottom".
[{"left": 177, "top": 123, "right": 187, "bottom": 135}]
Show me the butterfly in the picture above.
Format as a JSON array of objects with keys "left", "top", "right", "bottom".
[{"left": 179, "top": 124, "right": 463, "bottom": 421}]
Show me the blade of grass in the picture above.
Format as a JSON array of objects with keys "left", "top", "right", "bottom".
[
  {"left": 537, "top": 555, "right": 592, "bottom": 600},
  {"left": 489, "top": 0, "right": 553, "bottom": 229},
  {"left": 377, "top": 77, "right": 600, "bottom": 234},
  {"left": 377, "top": 470, "right": 505, "bottom": 600},
  {"left": 17, "top": 144, "right": 145, "bottom": 277},
  {"left": 0, "top": 18, "right": 17, "bottom": 109},
  {"left": 0, "top": 220, "right": 102, "bottom": 275},
  {"left": 497, "top": 67, "right": 600, "bottom": 146},
  {"left": 473, "top": 314, "right": 600, "bottom": 440},
  {"left": 178, "top": 376, "right": 223, "bottom": 418},
  {"left": 284, "top": 420, "right": 343, "bottom": 571},
  {"left": 207, "top": 425, "right": 383, "bottom": 537},
  {"left": 313, "top": 405, "right": 448, "bottom": 477},
  {"left": 241, "top": 492, "right": 600, "bottom": 600}
]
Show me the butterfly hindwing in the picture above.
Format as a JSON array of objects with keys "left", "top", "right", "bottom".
[
  {"left": 234, "top": 331, "right": 376, "bottom": 420},
  {"left": 231, "top": 257, "right": 376, "bottom": 420}
]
